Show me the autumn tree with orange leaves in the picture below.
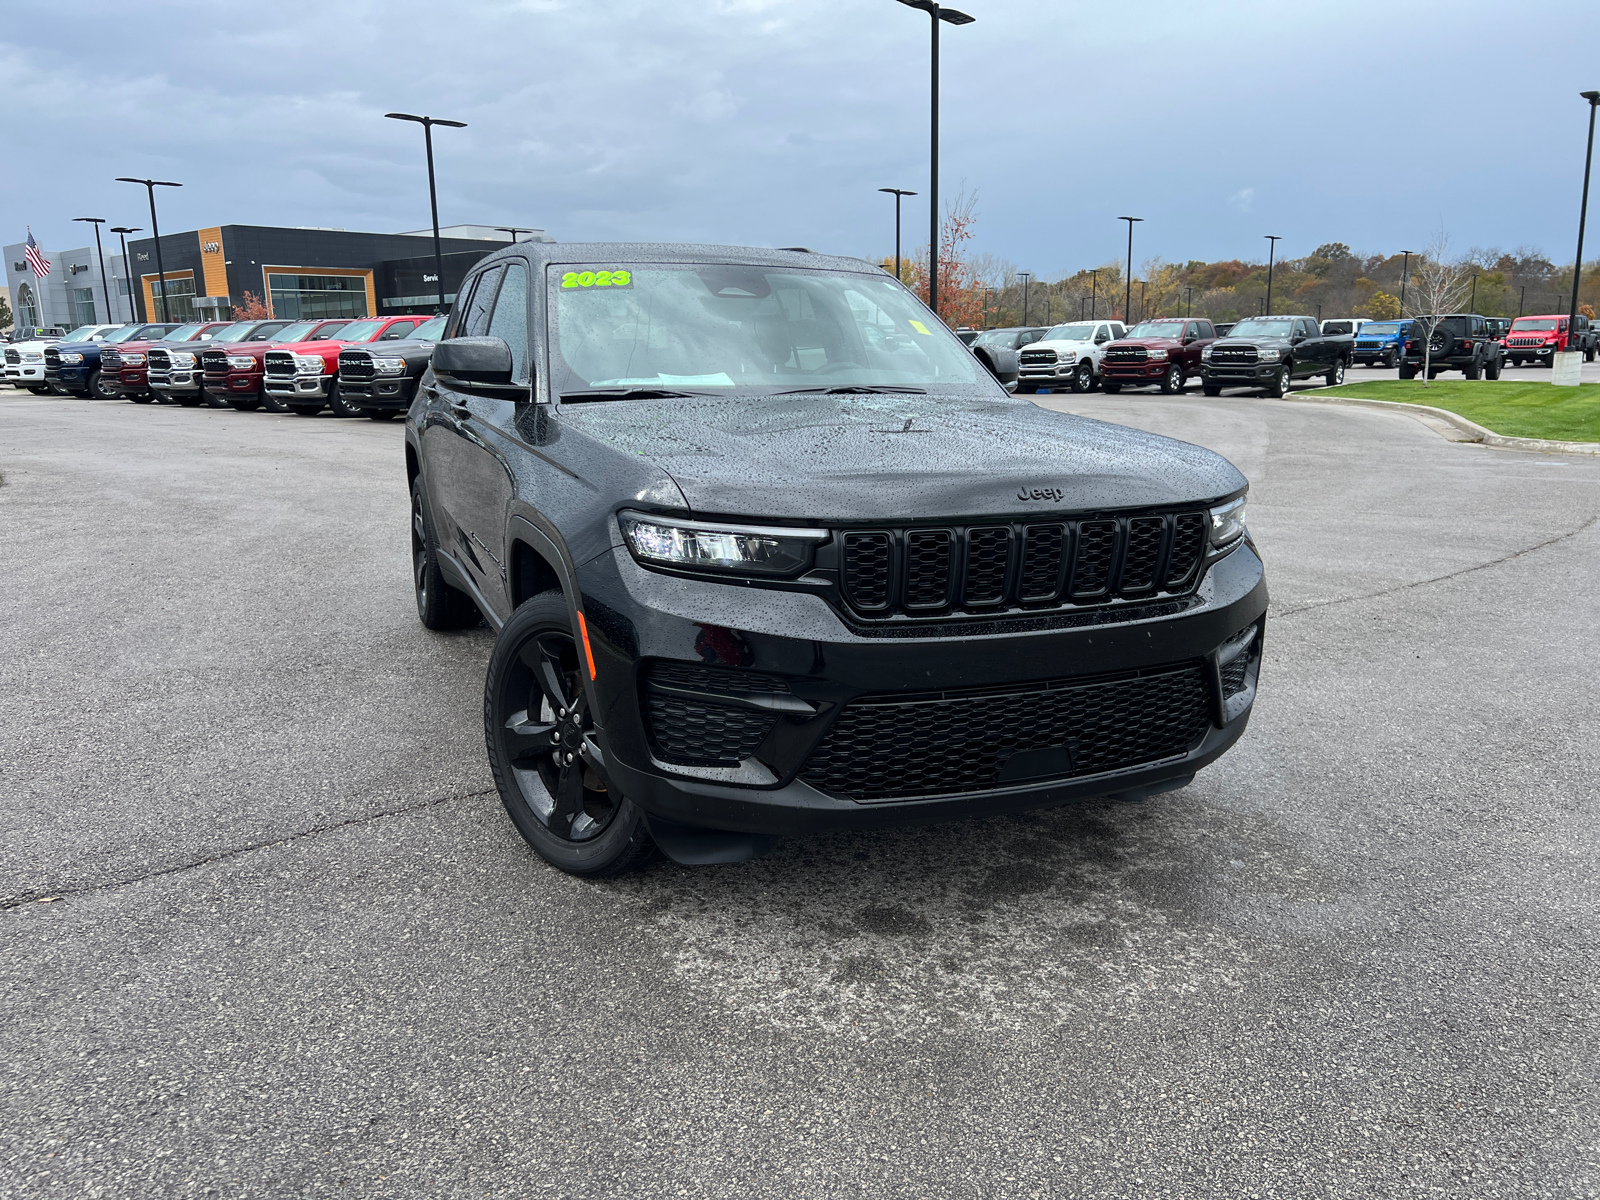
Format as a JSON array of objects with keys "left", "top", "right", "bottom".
[
  {"left": 233, "top": 291, "right": 271, "bottom": 320},
  {"left": 882, "top": 188, "right": 995, "bottom": 329}
]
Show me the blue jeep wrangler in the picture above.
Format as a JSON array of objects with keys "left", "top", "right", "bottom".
[{"left": 1351, "top": 319, "right": 1412, "bottom": 369}]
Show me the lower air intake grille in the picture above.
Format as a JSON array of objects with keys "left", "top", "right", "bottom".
[
  {"left": 801, "top": 664, "right": 1212, "bottom": 801},
  {"left": 646, "top": 698, "right": 775, "bottom": 766}
]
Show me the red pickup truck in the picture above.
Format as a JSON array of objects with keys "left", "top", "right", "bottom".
[
  {"left": 202, "top": 319, "right": 351, "bottom": 412},
  {"left": 1098, "top": 318, "right": 1219, "bottom": 394},
  {"left": 261, "top": 315, "right": 433, "bottom": 417},
  {"left": 101, "top": 322, "right": 233, "bottom": 403}
]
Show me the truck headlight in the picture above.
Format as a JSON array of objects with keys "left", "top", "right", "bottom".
[
  {"left": 1201, "top": 345, "right": 1214, "bottom": 360},
  {"left": 294, "top": 354, "right": 324, "bottom": 374},
  {"left": 226, "top": 356, "right": 254, "bottom": 369},
  {"left": 1209, "top": 496, "right": 1248, "bottom": 548},
  {"left": 170, "top": 351, "right": 196, "bottom": 368},
  {"left": 373, "top": 357, "right": 406, "bottom": 375},
  {"left": 1257, "top": 347, "right": 1280, "bottom": 361},
  {"left": 620, "top": 511, "right": 829, "bottom": 577},
  {"left": 22, "top": 352, "right": 42, "bottom": 362},
  {"left": 59, "top": 352, "right": 84, "bottom": 364},
  {"left": 122, "top": 353, "right": 146, "bottom": 365},
  {"left": 1147, "top": 348, "right": 1169, "bottom": 360},
  {"left": 1059, "top": 350, "right": 1077, "bottom": 362}
]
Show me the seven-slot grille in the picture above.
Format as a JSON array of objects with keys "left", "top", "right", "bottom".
[
  {"left": 1355, "top": 339, "right": 1382, "bottom": 350},
  {"left": 1209, "top": 346, "right": 1259, "bottom": 363},
  {"left": 1506, "top": 336, "right": 1545, "bottom": 347},
  {"left": 339, "top": 349, "right": 375, "bottom": 381},
  {"left": 1105, "top": 346, "right": 1148, "bottom": 362},
  {"left": 1019, "top": 348, "right": 1058, "bottom": 367},
  {"left": 800, "top": 663, "right": 1212, "bottom": 801},
  {"left": 839, "top": 511, "right": 1209, "bottom": 618},
  {"left": 263, "top": 351, "right": 297, "bottom": 380}
]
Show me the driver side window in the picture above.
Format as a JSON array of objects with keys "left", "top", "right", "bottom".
[{"left": 485, "top": 263, "right": 530, "bottom": 382}]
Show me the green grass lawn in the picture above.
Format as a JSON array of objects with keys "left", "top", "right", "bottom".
[{"left": 1312, "top": 380, "right": 1600, "bottom": 442}]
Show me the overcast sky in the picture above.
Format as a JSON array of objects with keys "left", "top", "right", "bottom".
[{"left": 4, "top": 0, "right": 1598, "bottom": 280}]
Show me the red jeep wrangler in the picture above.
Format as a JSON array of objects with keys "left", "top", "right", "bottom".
[
  {"left": 1098, "top": 318, "right": 1219, "bottom": 394},
  {"left": 1503, "top": 313, "right": 1599, "bottom": 366}
]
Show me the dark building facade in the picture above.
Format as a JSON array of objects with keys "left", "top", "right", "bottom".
[{"left": 122, "top": 224, "right": 533, "bottom": 323}]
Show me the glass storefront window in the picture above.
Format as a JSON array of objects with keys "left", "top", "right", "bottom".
[
  {"left": 71, "top": 287, "right": 98, "bottom": 327},
  {"left": 150, "top": 277, "right": 197, "bottom": 323},
  {"left": 266, "top": 273, "right": 370, "bottom": 320},
  {"left": 16, "top": 282, "right": 39, "bottom": 329}
]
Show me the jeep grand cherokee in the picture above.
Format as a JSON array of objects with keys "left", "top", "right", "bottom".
[{"left": 407, "top": 244, "right": 1267, "bottom": 876}]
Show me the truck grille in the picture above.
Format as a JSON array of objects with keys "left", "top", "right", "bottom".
[
  {"left": 800, "top": 662, "right": 1212, "bottom": 801},
  {"left": 43, "top": 348, "right": 60, "bottom": 370},
  {"left": 148, "top": 349, "right": 172, "bottom": 370},
  {"left": 838, "top": 511, "right": 1209, "bottom": 619},
  {"left": 1209, "top": 346, "right": 1259, "bottom": 364},
  {"left": 1355, "top": 340, "right": 1381, "bottom": 350},
  {"left": 1105, "top": 346, "right": 1148, "bottom": 363},
  {"left": 100, "top": 348, "right": 120, "bottom": 370},
  {"left": 201, "top": 349, "right": 231, "bottom": 374},
  {"left": 4, "top": 350, "right": 19, "bottom": 365},
  {"left": 641, "top": 662, "right": 790, "bottom": 766},
  {"left": 264, "top": 351, "right": 297, "bottom": 380},
  {"left": 339, "top": 349, "right": 375, "bottom": 381},
  {"left": 1019, "top": 348, "right": 1058, "bottom": 367},
  {"left": 1506, "top": 337, "right": 1544, "bottom": 347}
]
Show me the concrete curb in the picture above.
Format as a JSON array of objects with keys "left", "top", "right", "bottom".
[{"left": 1288, "top": 390, "right": 1600, "bottom": 456}]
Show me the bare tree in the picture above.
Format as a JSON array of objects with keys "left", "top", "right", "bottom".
[{"left": 1402, "top": 231, "right": 1474, "bottom": 386}]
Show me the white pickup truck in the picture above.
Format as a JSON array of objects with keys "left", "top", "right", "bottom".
[{"left": 1014, "top": 319, "right": 1128, "bottom": 394}]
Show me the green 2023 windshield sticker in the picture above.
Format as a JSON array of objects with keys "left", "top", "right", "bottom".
[{"left": 561, "top": 269, "right": 632, "bottom": 290}]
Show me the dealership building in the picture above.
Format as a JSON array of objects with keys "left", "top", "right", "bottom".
[{"left": 4, "top": 223, "right": 549, "bottom": 331}]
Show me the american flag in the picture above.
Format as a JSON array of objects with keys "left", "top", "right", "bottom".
[{"left": 23, "top": 230, "right": 50, "bottom": 278}]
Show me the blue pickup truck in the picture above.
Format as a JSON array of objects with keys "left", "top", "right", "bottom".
[
  {"left": 1350, "top": 319, "right": 1412, "bottom": 369},
  {"left": 44, "top": 322, "right": 181, "bottom": 399}
]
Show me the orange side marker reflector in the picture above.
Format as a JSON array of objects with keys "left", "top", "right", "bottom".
[{"left": 576, "top": 611, "right": 598, "bottom": 680}]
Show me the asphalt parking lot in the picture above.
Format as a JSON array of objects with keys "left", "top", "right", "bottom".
[{"left": 3, "top": 387, "right": 1598, "bottom": 1199}]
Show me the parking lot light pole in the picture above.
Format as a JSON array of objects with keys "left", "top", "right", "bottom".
[
  {"left": 1184, "top": 286, "right": 1193, "bottom": 317},
  {"left": 1566, "top": 91, "right": 1600, "bottom": 349},
  {"left": 1519, "top": 285, "right": 1526, "bottom": 317},
  {"left": 115, "top": 178, "right": 181, "bottom": 322},
  {"left": 1090, "top": 270, "right": 1097, "bottom": 319},
  {"left": 893, "top": 1, "right": 974, "bottom": 323},
  {"left": 878, "top": 188, "right": 917, "bottom": 284},
  {"left": 110, "top": 227, "right": 142, "bottom": 321},
  {"left": 73, "top": 217, "right": 112, "bottom": 327},
  {"left": 1017, "top": 272, "right": 1031, "bottom": 326},
  {"left": 1118, "top": 216, "right": 1142, "bottom": 321},
  {"left": 1469, "top": 274, "right": 1478, "bottom": 313},
  {"left": 385, "top": 112, "right": 468, "bottom": 315},
  {"left": 1399, "top": 250, "right": 1412, "bottom": 314},
  {"left": 1263, "top": 235, "right": 1282, "bottom": 316}
]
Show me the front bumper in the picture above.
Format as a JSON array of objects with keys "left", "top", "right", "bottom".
[
  {"left": 45, "top": 365, "right": 91, "bottom": 389},
  {"left": 150, "top": 370, "right": 202, "bottom": 394},
  {"left": 1202, "top": 362, "right": 1279, "bottom": 383},
  {"left": 5, "top": 364, "right": 46, "bottom": 382},
  {"left": 203, "top": 371, "right": 265, "bottom": 398},
  {"left": 1102, "top": 360, "right": 1172, "bottom": 382},
  {"left": 1504, "top": 344, "right": 1557, "bottom": 358},
  {"left": 339, "top": 375, "right": 416, "bottom": 410},
  {"left": 572, "top": 538, "right": 1269, "bottom": 836},
  {"left": 264, "top": 374, "right": 332, "bottom": 399}
]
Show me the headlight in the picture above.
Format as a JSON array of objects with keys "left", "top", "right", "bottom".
[
  {"left": 373, "top": 356, "right": 406, "bottom": 374},
  {"left": 1209, "top": 496, "right": 1248, "bottom": 548},
  {"left": 1059, "top": 350, "right": 1077, "bottom": 362},
  {"left": 226, "top": 356, "right": 254, "bottom": 369},
  {"left": 294, "top": 354, "right": 324, "bottom": 374},
  {"left": 122, "top": 353, "right": 146, "bottom": 365},
  {"left": 1257, "top": 347, "right": 1281, "bottom": 361},
  {"left": 22, "top": 352, "right": 42, "bottom": 362},
  {"left": 1201, "top": 345, "right": 1214, "bottom": 360},
  {"left": 1147, "top": 348, "right": 1169, "bottom": 360},
  {"left": 619, "top": 511, "right": 829, "bottom": 577},
  {"left": 170, "top": 351, "right": 196, "bottom": 367},
  {"left": 59, "top": 352, "right": 84, "bottom": 364}
]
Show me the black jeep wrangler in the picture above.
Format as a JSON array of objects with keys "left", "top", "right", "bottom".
[
  {"left": 1399, "top": 314, "right": 1504, "bottom": 380},
  {"left": 407, "top": 244, "right": 1267, "bottom": 876}
]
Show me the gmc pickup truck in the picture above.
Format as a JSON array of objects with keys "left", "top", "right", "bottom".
[
  {"left": 1199, "top": 315, "right": 1352, "bottom": 397},
  {"left": 1502, "top": 313, "right": 1598, "bottom": 366},
  {"left": 1100, "top": 318, "right": 1219, "bottom": 395},
  {"left": 1014, "top": 320, "right": 1127, "bottom": 393}
]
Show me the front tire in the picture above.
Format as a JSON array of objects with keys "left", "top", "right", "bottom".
[
  {"left": 1159, "top": 364, "right": 1183, "bottom": 394},
  {"left": 1268, "top": 364, "right": 1291, "bottom": 398},
  {"left": 26, "top": 385, "right": 51, "bottom": 395},
  {"left": 411, "top": 477, "right": 481, "bottom": 631},
  {"left": 325, "top": 381, "right": 363, "bottom": 418},
  {"left": 1485, "top": 355, "right": 1501, "bottom": 380},
  {"left": 1398, "top": 363, "right": 1417, "bottom": 380},
  {"left": 259, "top": 391, "right": 292, "bottom": 414},
  {"left": 1202, "top": 383, "right": 1222, "bottom": 397},
  {"left": 1068, "top": 361, "right": 1094, "bottom": 393},
  {"left": 485, "top": 591, "right": 658, "bottom": 878},
  {"left": 1325, "top": 357, "right": 1346, "bottom": 387},
  {"left": 89, "top": 369, "right": 117, "bottom": 401}
]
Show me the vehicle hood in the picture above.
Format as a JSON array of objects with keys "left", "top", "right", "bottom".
[
  {"left": 1024, "top": 338, "right": 1097, "bottom": 353},
  {"left": 342, "top": 338, "right": 439, "bottom": 358},
  {"left": 1211, "top": 335, "right": 1291, "bottom": 349},
  {"left": 280, "top": 338, "right": 358, "bottom": 356},
  {"left": 559, "top": 392, "right": 1246, "bottom": 522},
  {"left": 1107, "top": 336, "right": 1184, "bottom": 350},
  {"left": 10, "top": 339, "right": 65, "bottom": 354}
]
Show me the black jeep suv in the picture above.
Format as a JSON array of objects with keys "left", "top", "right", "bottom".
[
  {"left": 1399, "top": 314, "right": 1504, "bottom": 380},
  {"left": 408, "top": 244, "right": 1268, "bottom": 876}
]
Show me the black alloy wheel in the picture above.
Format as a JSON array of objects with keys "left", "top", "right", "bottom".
[
  {"left": 485, "top": 592, "right": 658, "bottom": 878},
  {"left": 1325, "top": 357, "right": 1346, "bottom": 387},
  {"left": 89, "top": 369, "right": 117, "bottom": 400},
  {"left": 1069, "top": 361, "right": 1094, "bottom": 393},
  {"left": 1159, "top": 363, "right": 1183, "bottom": 394},
  {"left": 326, "top": 382, "right": 363, "bottom": 418},
  {"left": 1268, "top": 364, "right": 1292, "bottom": 398},
  {"left": 410, "top": 477, "right": 481, "bottom": 631}
]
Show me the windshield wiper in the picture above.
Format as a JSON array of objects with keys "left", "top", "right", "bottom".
[
  {"left": 559, "top": 388, "right": 713, "bottom": 402},
  {"left": 770, "top": 385, "right": 928, "bottom": 396}
]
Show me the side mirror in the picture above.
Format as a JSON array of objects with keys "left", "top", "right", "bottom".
[
  {"left": 434, "top": 336, "right": 514, "bottom": 385},
  {"left": 1183, "top": 334, "right": 1196, "bottom": 344}
]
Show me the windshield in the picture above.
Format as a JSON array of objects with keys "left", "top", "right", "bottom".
[
  {"left": 1042, "top": 323, "right": 1096, "bottom": 342},
  {"left": 108, "top": 324, "right": 164, "bottom": 343},
  {"left": 411, "top": 315, "right": 446, "bottom": 342},
  {"left": 1226, "top": 319, "right": 1295, "bottom": 338},
  {"left": 1512, "top": 318, "right": 1560, "bottom": 331},
  {"left": 549, "top": 264, "right": 985, "bottom": 395},
  {"left": 1126, "top": 321, "right": 1187, "bottom": 339},
  {"left": 209, "top": 323, "right": 269, "bottom": 344},
  {"left": 336, "top": 319, "right": 387, "bottom": 342},
  {"left": 1361, "top": 323, "right": 1399, "bottom": 336},
  {"left": 166, "top": 324, "right": 208, "bottom": 342},
  {"left": 271, "top": 322, "right": 319, "bottom": 343},
  {"left": 60, "top": 326, "right": 105, "bottom": 342}
]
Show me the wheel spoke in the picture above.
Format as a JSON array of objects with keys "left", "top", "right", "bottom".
[
  {"left": 504, "top": 711, "right": 559, "bottom": 763},
  {"left": 548, "top": 758, "right": 585, "bottom": 830},
  {"left": 521, "top": 637, "right": 575, "bottom": 714}
]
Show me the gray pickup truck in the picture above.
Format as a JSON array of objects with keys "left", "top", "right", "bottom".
[{"left": 1199, "top": 315, "right": 1353, "bottom": 397}]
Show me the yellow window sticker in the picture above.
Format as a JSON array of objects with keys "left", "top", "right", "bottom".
[
  {"left": 561, "top": 269, "right": 632, "bottom": 289},
  {"left": 908, "top": 319, "right": 932, "bottom": 335}
]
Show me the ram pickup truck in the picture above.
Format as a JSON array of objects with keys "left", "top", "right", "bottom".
[
  {"left": 1099, "top": 318, "right": 1219, "bottom": 395},
  {"left": 153, "top": 321, "right": 297, "bottom": 406},
  {"left": 104, "top": 322, "right": 232, "bottom": 402},
  {"left": 1199, "top": 315, "right": 1352, "bottom": 396},
  {"left": 1014, "top": 319, "right": 1127, "bottom": 394},
  {"left": 1502, "top": 313, "right": 1598, "bottom": 366},
  {"left": 1399, "top": 313, "right": 1504, "bottom": 379},
  {"left": 1350, "top": 319, "right": 1412, "bottom": 368},
  {"left": 44, "top": 323, "right": 180, "bottom": 398},
  {"left": 337, "top": 314, "right": 448, "bottom": 418},
  {"left": 8, "top": 324, "right": 119, "bottom": 393},
  {"left": 405, "top": 241, "right": 1266, "bottom": 877},
  {"left": 199, "top": 319, "right": 351, "bottom": 412},
  {"left": 262, "top": 315, "right": 432, "bottom": 417}
]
